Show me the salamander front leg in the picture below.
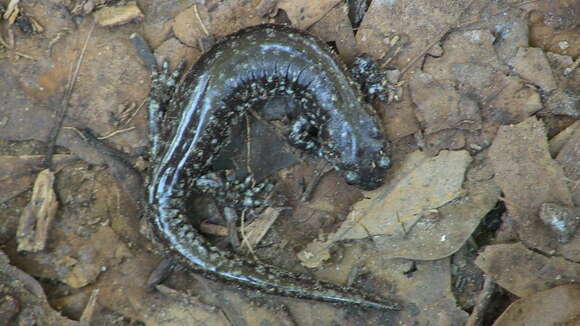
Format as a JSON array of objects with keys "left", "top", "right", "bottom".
[{"left": 350, "top": 53, "right": 399, "bottom": 103}]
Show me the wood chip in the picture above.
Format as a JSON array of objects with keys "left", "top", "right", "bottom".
[
  {"left": 93, "top": 1, "right": 144, "bottom": 27},
  {"left": 242, "top": 207, "right": 285, "bottom": 250},
  {"left": 80, "top": 289, "right": 100, "bottom": 326},
  {"left": 199, "top": 221, "right": 228, "bottom": 237},
  {"left": 16, "top": 169, "right": 59, "bottom": 253}
]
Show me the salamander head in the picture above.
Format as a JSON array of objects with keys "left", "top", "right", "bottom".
[
  {"left": 323, "top": 114, "right": 391, "bottom": 191},
  {"left": 342, "top": 147, "right": 391, "bottom": 190}
]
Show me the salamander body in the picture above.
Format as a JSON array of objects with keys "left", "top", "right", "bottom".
[{"left": 147, "top": 24, "right": 396, "bottom": 310}]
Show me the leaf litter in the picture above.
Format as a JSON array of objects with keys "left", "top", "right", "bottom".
[{"left": 0, "top": 0, "right": 579, "bottom": 325}]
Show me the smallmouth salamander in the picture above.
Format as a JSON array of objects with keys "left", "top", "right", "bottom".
[{"left": 147, "top": 24, "right": 397, "bottom": 310}]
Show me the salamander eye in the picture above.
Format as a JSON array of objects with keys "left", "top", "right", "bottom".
[
  {"left": 370, "top": 127, "right": 382, "bottom": 139},
  {"left": 345, "top": 171, "right": 359, "bottom": 184},
  {"left": 377, "top": 156, "right": 391, "bottom": 168}
]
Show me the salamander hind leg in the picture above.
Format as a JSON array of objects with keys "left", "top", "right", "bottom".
[
  {"left": 148, "top": 61, "right": 187, "bottom": 161},
  {"left": 288, "top": 115, "right": 320, "bottom": 152},
  {"left": 194, "top": 171, "right": 273, "bottom": 211}
]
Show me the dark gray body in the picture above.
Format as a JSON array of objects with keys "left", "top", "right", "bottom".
[{"left": 148, "top": 24, "right": 395, "bottom": 310}]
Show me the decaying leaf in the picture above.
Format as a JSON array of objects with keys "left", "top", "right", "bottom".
[
  {"left": 299, "top": 150, "right": 474, "bottom": 267},
  {"left": 489, "top": 117, "right": 575, "bottom": 257},
  {"left": 475, "top": 242, "right": 580, "bottom": 297},
  {"left": 493, "top": 284, "right": 580, "bottom": 326},
  {"left": 0, "top": 250, "right": 78, "bottom": 325},
  {"left": 0, "top": 154, "right": 75, "bottom": 203}
]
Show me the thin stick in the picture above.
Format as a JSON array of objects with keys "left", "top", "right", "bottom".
[
  {"left": 44, "top": 21, "right": 96, "bottom": 169},
  {"left": 193, "top": 4, "right": 209, "bottom": 36}
]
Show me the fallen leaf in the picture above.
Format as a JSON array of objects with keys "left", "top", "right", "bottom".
[
  {"left": 126, "top": 285, "right": 229, "bottom": 326},
  {"left": 371, "top": 178, "right": 500, "bottom": 260},
  {"left": 0, "top": 250, "right": 78, "bottom": 325},
  {"left": 309, "top": 3, "right": 357, "bottom": 63},
  {"left": 507, "top": 47, "right": 558, "bottom": 92},
  {"left": 556, "top": 122, "right": 580, "bottom": 206},
  {"left": 0, "top": 154, "right": 75, "bottom": 203},
  {"left": 539, "top": 203, "right": 580, "bottom": 244},
  {"left": 313, "top": 248, "right": 469, "bottom": 325},
  {"left": 475, "top": 242, "right": 580, "bottom": 297},
  {"left": 410, "top": 72, "right": 482, "bottom": 134},
  {"left": 356, "top": 0, "right": 481, "bottom": 68},
  {"left": 492, "top": 284, "right": 580, "bottom": 326},
  {"left": 278, "top": 0, "right": 341, "bottom": 29},
  {"left": 489, "top": 117, "right": 574, "bottom": 256},
  {"left": 423, "top": 29, "right": 501, "bottom": 88},
  {"left": 549, "top": 120, "right": 580, "bottom": 157},
  {"left": 299, "top": 150, "right": 473, "bottom": 267}
]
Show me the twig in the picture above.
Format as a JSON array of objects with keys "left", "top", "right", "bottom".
[
  {"left": 465, "top": 276, "right": 496, "bottom": 326},
  {"left": 239, "top": 209, "right": 258, "bottom": 260},
  {"left": 224, "top": 207, "right": 241, "bottom": 249},
  {"left": 193, "top": 4, "right": 209, "bottom": 37},
  {"left": 63, "top": 126, "right": 88, "bottom": 141},
  {"left": 98, "top": 126, "right": 135, "bottom": 140},
  {"left": 123, "top": 97, "right": 147, "bottom": 125},
  {"left": 80, "top": 289, "right": 100, "bottom": 326},
  {"left": 245, "top": 114, "right": 253, "bottom": 176},
  {"left": 300, "top": 160, "right": 332, "bottom": 202},
  {"left": 44, "top": 21, "right": 96, "bottom": 170},
  {"left": 14, "top": 51, "right": 34, "bottom": 60}
]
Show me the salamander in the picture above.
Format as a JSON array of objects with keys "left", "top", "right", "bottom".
[{"left": 147, "top": 24, "right": 397, "bottom": 310}]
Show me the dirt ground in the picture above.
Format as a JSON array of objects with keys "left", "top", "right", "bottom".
[{"left": 0, "top": 0, "right": 579, "bottom": 325}]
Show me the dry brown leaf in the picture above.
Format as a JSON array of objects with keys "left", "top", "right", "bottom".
[
  {"left": 0, "top": 154, "right": 75, "bottom": 203},
  {"left": 549, "top": 120, "right": 580, "bottom": 157},
  {"left": 173, "top": 3, "right": 266, "bottom": 47},
  {"left": 556, "top": 122, "right": 580, "bottom": 207},
  {"left": 62, "top": 227, "right": 133, "bottom": 288},
  {"left": 371, "top": 178, "right": 499, "bottom": 260},
  {"left": 313, "top": 248, "right": 469, "bottom": 325},
  {"left": 507, "top": 47, "right": 558, "bottom": 92},
  {"left": 422, "top": 28, "right": 542, "bottom": 128},
  {"left": 278, "top": 0, "right": 341, "bottom": 30},
  {"left": 475, "top": 242, "right": 580, "bottom": 297},
  {"left": 0, "top": 250, "right": 78, "bottom": 325},
  {"left": 410, "top": 72, "right": 482, "bottom": 134},
  {"left": 356, "top": 0, "right": 476, "bottom": 68},
  {"left": 125, "top": 285, "right": 229, "bottom": 326},
  {"left": 489, "top": 117, "right": 575, "bottom": 257},
  {"left": 298, "top": 150, "right": 473, "bottom": 267},
  {"left": 308, "top": 3, "right": 357, "bottom": 63},
  {"left": 493, "top": 284, "right": 580, "bottom": 326}
]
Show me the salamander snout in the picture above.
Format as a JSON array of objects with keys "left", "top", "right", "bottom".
[{"left": 342, "top": 147, "right": 391, "bottom": 191}]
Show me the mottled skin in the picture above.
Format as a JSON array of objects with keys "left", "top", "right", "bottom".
[{"left": 148, "top": 24, "right": 397, "bottom": 310}]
